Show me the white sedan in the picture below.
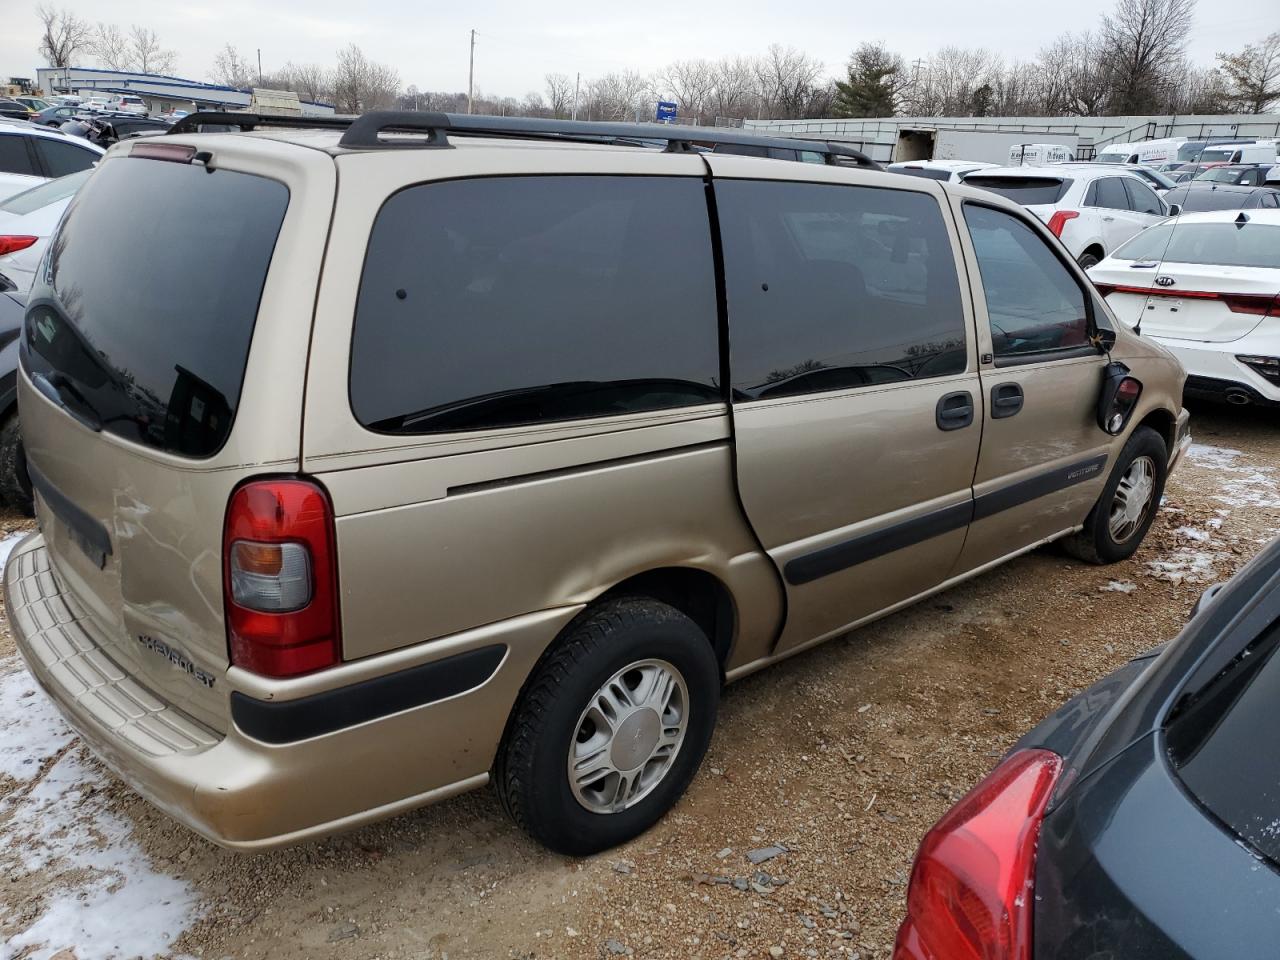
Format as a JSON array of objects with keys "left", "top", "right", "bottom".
[
  {"left": 1088, "top": 209, "right": 1280, "bottom": 407},
  {"left": 0, "top": 170, "right": 90, "bottom": 293}
]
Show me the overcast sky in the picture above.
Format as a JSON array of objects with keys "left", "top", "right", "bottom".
[{"left": 2, "top": 0, "right": 1276, "bottom": 99}]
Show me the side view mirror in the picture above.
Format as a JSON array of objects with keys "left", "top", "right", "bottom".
[
  {"left": 1167, "top": 203, "right": 1183, "bottom": 217},
  {"left": 1096, "top": 361, "right": 1142, "bottom": 435}
]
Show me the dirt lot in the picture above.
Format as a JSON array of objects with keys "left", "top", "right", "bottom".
[{"left": 2, "top": 401, "right": 1278, "bottom": 960}]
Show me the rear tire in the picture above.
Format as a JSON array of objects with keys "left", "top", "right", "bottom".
[
  {"left": 1064, "top": 426, "right": 1166, "bottom": 564},
  {"left": 0, "top": 414, "right": 33, "bottom": 517},
  {"left": 495, "top": 598, "right": 720, "bottom": 856},
  {"left": 1077, "top": 252, "right": 1101, "bottom": 270}
]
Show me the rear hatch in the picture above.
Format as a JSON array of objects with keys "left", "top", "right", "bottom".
[
  {"left": 19, "top": 139, "right": 333, "bottom": 730},
  {"left": 963, "top": 175, "right": 1071, "bottom": 213},
  {"left": 1090, "top": 217, "right": 1280, "bottom": 342}
]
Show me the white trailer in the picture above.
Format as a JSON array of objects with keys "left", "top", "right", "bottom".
[{"left": 895, "top": 127, "right": 1081, "bottom": 165}]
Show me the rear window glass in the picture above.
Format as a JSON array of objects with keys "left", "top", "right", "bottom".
[
  {"left": 1166, "top": 616, "right": 1280, "bottom": 866},
  {"left": 23, "top": 156, "right": 288, "bottom": 457},
  {"left": 0, "top": 168, "right": 90, "bottom": 215},
  {"left": 964, "top": 176, "right": 1070, "bottom": 205},
  {"left": 1113, "top": 221, "right": 1280, "bottom": 268},
  {"left": 1171, "top": 188, "right": 1251, "bottom": 212},
  {"left": 893, "top": 167, "right": 951, "bottom": 181},
  {"left": 350, "top": 175, "right": 721, "bottom": 434}
]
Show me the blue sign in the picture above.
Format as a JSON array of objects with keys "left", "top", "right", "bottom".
[{"left": 656, "top": 100, "right": 678, "bottom": 123}]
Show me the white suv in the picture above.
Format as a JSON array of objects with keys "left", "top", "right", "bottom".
[
  {"left": 106, "top": 95, "right": 147, "bottom": 116},
  {"left": 0, "top": 124, "right": 104, "bottom": 199},
  {"left": 963, "top": 166, "right": 1174, "bottom": 267},
  {"left": 887, "top": 159, "right": 998, "bottom": 182}
]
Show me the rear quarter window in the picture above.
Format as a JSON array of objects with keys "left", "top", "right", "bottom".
[{"left": 349, "top": 175, "right": 721, "bottom": 434}]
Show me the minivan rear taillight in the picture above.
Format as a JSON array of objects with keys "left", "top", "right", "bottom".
[
  {"left": 894, "top": 749, "right": 1063, "bottom": 960},
  {"left": 224, "top": 479, "right": 340, "bottom": 678},
  {"left": 1046, "top": 210, "right": 1078, "bottom": 237}
]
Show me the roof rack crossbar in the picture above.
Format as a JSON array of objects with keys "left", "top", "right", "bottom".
[{"left": 166, "top": 110, "right": 880, "bottom": 169}]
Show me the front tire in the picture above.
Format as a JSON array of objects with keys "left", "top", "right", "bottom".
[
  {"left": 1077, "top": 251, "right": 1101, "bottom": 270},
  {"left": 495, "top": 598, "right": 720, "bottom": 856},
  {"left": 1064, "top": 425, "right": 1167, "bottom": 564},
  {"left": 0, "top": 414, "right": 33, "bottom": 516}
]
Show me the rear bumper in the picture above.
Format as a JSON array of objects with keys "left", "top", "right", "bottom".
[
  {"left": 1153, "top": 335, "right": 1280, "bottom": 405},
  {"left": 6, "top": 534, "right": 579, "bottom": 850}
]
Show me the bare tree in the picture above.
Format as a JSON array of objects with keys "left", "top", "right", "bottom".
[
  {"left": 91, "top": 23, "right": 131, "bottom": 70},
  {"left": 37, "top": 5, "right": 93, "bottom": 69},
  {"left": 1100, "top": 0, "right": 1195, "bottom": 114},
  {"left": 521, "top": 91, "right": 550, "bottom": 118},
  {"left": 332, "top": 44, "right": 400, "bottom": 113},
  {"left": 754, "top": 44, "right": 826, "bottom": 119},
  {"left": 586, "top": 71, "right": 651, "bottom": 120},
  {"left": 708, "top": 57, "right": 758, "bottom": 122},
  {"left": 659, "top": 59, "right": 716, "bottom": 123},
  {"left": 1217, "top": 33, "right": 1280, "bottom": 114},
  {"left": 279, "top": 62, "right": 332, "bottom": 103},
  {"left": 130, "top": 26, "right": 175, "bottom": 75},
  {"left": 1034, "top": 31, "right": 1112, "bottom": 115},
  {"left": 544, "top": 72, "right": 573, "bottom": 118},
  {"left": 212, "top": 44, "right": 255, "bottom": 88}
]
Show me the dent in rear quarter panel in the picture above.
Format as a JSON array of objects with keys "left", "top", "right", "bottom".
[{"left": 1035, "top": 734, "right": 1280, "bottom": 960}]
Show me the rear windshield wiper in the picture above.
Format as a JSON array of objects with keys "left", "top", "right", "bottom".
[{"left": 31, "top": 371, "right": 103, "bottom": 432}]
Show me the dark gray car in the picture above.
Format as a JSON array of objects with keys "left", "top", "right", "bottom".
[
  {"left": 896, "top": 535, "right": 1280, "bottom": 959},
  {"left": 1163, "top": 182, "right": 1280, "bottom": 212}
]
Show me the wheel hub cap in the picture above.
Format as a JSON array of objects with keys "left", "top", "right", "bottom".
[
  {"left": 1109, "top": 455, "right": 1156, "bottom": 543},
  {"left": 610, "top": 709, "right": 662, "bottom": 771},
  {"left": 568, "top": 658, "right": 689, "bottom": 814}
]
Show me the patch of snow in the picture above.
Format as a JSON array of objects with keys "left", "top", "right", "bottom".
[
  {"left": 1174, "top": 525, "right": 1212, "bottom": 542},
  {"left": 1187, "top": 443, "right": 1280, "bottom": 512},
  {"left": 0, "top": 530, "right": 29, "bottom": 574},
  {"left": 1145, "top": 550, "right": 1219, "bottom": 584},
  {"left": 0, "top": 658, "right": 202, "bottom": 960},
  {"left": 1102, "top": 580, "right": 1138, "bottom": 593}
]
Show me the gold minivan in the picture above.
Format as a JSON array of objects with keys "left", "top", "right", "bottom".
[{"left": 8, "top": 114, "right": 1190, "bottom": 855}]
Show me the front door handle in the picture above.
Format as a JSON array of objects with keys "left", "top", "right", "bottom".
[
  {"left": 991, "top": 382, "right": 1024, "bottom": 419},
  {"left": 936, "top": 390, "right": 974, "bottom": 431},
  {"left": 1102, "top": 215, "right": 1116, "bottom": 222}
]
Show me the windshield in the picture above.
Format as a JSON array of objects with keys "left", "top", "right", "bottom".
[
  {"left": 1093, "top": 153, "right": 1127, "bottom": 164},
  {"left": 0, "top": 169, "right": 91, "bottom": 215},
  {"left": 22, "top": 156, "right": 289, "bottom": 458},
  {"left": 963, "top": 176, "right": 1070, "bottom": 205},
  {"left": 1112, "top": 221, "right": 1280, "bottom": 269},
  {"left": 1199, "top": 148, "right": 1237, "bottom": 163}
]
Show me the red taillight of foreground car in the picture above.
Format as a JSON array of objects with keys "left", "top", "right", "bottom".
[
  {"left": 0, "top": 236, "right": 38, "bottom": 257},
  {"left": 894, "top": 749, "right": 1063, "bottom": 960},
  {"left": 224, "top": 478, "right": 341, "bottom": 678},
  {"left": 1046, "top": 211, "right": 1079, "bottom": 238}
]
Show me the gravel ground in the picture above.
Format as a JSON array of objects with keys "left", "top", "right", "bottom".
[{"left": 2, "top": 401, "right": 1278, "bottom": 960}]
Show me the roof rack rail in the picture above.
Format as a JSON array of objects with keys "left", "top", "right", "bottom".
[
  {"left": 167, "top": 110, "right": 881, "bottom": 169},
  {"left": 167, "top": 111, "right": 357, "bottom": 135}
]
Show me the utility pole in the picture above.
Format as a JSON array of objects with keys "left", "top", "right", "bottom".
[
  {"left": 467, "top": 29, "right": 476, "bottom": 114},
  {"left": 571, "top": 71, "right": 580, "bottom": 120},
  {"left": 257, "top": 48, "right": 262, "bottom": 87}
]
